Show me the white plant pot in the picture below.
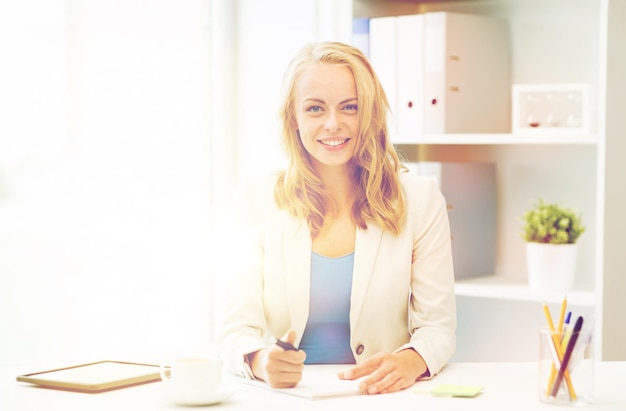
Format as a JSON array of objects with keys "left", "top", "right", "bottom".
[{"left": 526, "top": 243, "right": 578, "bottom": 293}]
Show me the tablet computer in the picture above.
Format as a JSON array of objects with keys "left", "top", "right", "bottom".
[{"left": 16, "top": 360, "right": 162, "bottom": 393}]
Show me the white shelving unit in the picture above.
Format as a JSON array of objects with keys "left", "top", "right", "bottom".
[{"left": 351, "top": 0, "right": 626, "bottom": 361}]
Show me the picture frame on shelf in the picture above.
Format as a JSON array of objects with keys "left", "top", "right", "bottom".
[{"left": 512, "top": 83, "right": 590, "bottom": 135}]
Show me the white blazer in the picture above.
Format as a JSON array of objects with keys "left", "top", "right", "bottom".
[{"left": 216, "top": 170, "right": 456, "bottom": 379}]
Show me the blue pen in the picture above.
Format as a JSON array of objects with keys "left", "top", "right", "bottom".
[{"left": 560, "top": 311, "right": 572, "bottom": 348}]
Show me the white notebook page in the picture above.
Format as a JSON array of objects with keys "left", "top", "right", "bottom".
[{"left": 244, "top": 364, "right": 362, "bottom": 400}]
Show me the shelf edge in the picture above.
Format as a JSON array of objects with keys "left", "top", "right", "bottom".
[{"left": 454, "top": 279, "right": 595, "bottom": 306}]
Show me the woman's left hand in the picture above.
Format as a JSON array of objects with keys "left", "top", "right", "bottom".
[{"left": 337, "top": 349, "right": 428, "bottom": 395}]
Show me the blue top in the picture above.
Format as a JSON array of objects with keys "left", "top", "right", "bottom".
[{"left": 299, "top": 252, "right": 356, "bottom": 364}]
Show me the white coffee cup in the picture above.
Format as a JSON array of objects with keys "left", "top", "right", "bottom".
[{"left": 160, "top": 357, "right": 222, "bottom": 393}]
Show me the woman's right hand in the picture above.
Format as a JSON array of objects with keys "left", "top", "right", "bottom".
[{"left": 248, "top": 330, "right": 306, "bottom": 388}]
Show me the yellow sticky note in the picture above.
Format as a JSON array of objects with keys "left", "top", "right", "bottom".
[{"left": 430, "top": 384, "right": 484, "bottom": 398}]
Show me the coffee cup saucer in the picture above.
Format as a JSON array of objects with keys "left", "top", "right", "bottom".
[{"left": 158, "top": 380, "right": 240, "bottom": 406}]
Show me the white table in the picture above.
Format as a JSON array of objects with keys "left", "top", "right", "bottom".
[{"left": 2, "top": 362, "right": 625, "bottom": 410}]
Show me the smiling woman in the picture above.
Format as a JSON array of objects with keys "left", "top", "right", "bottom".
[
  {"left": 217, "top": 41, "right": 456, "bottom": 395},
  {"left": 293, "top": 63, "right": 359, "bottom": 170}
]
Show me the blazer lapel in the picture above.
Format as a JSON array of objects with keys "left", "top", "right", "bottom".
[
  {"left": 278, "top": 215, "right": 384, "bottom": 341},
  {"left": 350, "top": 223, "right": 384, "bottom": 326},
  {"left": 281, "top": 214, "right": 312, "bottom": 339}
]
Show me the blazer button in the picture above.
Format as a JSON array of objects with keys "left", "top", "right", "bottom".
[{"left": 356, "top": 344, "right": 364, "bottom": 355}]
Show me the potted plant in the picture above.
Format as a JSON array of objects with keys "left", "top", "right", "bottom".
[{"left": 521, "top": 199, "right": 585, "bottom": 292}]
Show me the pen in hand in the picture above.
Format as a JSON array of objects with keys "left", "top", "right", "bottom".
[{"left": 274, "top": 338, "right": 299, "bottom": 352}]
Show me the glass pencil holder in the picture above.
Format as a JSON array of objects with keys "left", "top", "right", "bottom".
[{"left": 538, "top": 328, "right": 594, "bottom": 406}]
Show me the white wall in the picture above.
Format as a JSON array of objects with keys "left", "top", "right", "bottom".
[{"left": 0, "top": 0, "right": 214, "bottom": 366}]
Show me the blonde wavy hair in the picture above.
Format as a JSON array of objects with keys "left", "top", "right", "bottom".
[{"left": 274, "top": 41, "right": 406, "bottom": 237}]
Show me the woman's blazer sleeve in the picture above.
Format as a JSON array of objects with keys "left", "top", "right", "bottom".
[
  {"left": 214, "top": 175, "right": 276, "bottom": 377},
  {"left": 395, "top": 172, "right": 457, "bottom": 377}
]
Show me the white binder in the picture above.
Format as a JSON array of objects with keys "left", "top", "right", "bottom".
[
  {"left": 396, "top": 14, "right": 425, "bottom": 142},
  {"left": 370, "top": 15, "right": 425, "bottom": 143},
  {"left": 368, "top": 12, "right": 511, "bottom": 140},
  {"left": 423, "top": 12, "right": 510, "bottom": 134}
]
